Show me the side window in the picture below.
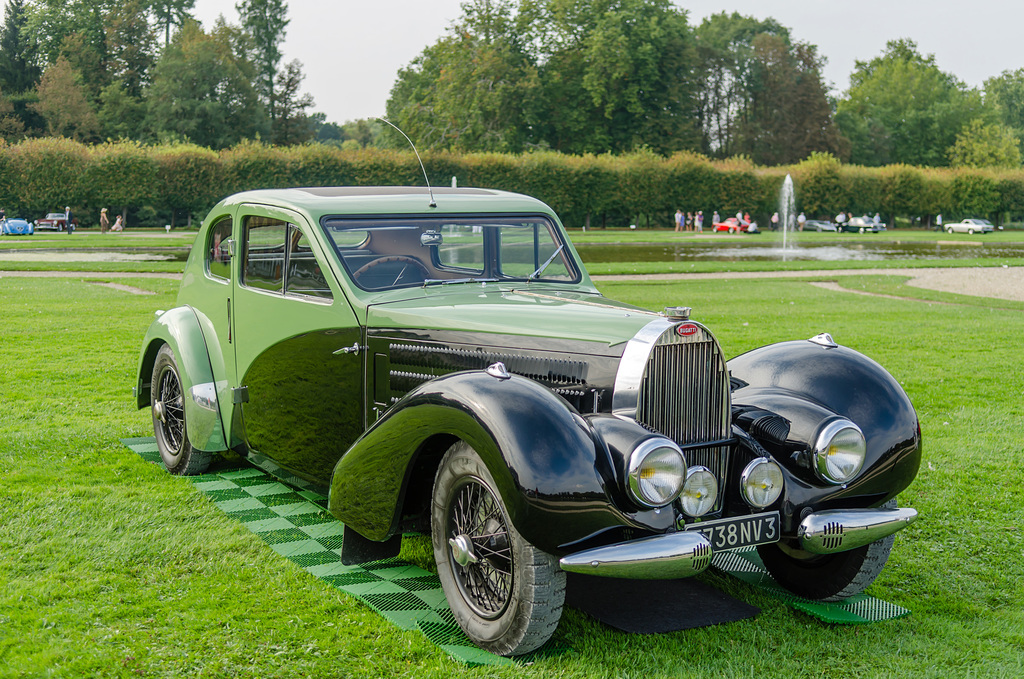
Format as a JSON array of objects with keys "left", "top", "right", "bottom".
[
  {"left": 243, "top": 217, "right": 286, "bottom": 292},
  {"left": 243, "top": 215, "right": 332, "bottom": 300},
  {"left": 286, "top": 228, "right": 332, "bottom": 300},
  {"left": 207, "top": 217, "right": 233, "bottom": 280}
]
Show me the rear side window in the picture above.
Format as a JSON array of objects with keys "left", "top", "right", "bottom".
[{"left": 207, "top": 217, "right": 233, "bottom": 280}]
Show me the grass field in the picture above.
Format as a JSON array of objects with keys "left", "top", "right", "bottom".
[{"left": 1, "top": 269, "right": 1022, "bottom": 677}]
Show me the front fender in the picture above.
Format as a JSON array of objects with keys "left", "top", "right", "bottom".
[
  {"left": 328, "top": 371, "right": 665, "bottom": 555},
  {"left": 135, "top": 306, "right": 227, "bottom": 453},
  {"left": 728, "top": 339, "right": 921, "bottom": 527}
]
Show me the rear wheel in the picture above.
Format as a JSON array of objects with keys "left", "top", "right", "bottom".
[
  {"left": 151, "top": 345, "right": 211, "bottom": 475},
  {"left": 946, "top": 226, "right": 953, "bottom": 234},
  {"left": 431, "top": 442, "right": 564, "bottom": 656},
  {"left": 757, "top": 500, "right": 898, "bottom": 601}
]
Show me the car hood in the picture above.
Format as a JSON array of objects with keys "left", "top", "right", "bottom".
[{"left": 365, "top": 286, "right": 660, "bottom": 351}]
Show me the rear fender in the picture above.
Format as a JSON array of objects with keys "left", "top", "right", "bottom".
[
  {"left": 135, "top": 306, "right": 228, "bottom": 453},
  {"left": 328, "top": 371, "right": 663, "bottom": 555}
]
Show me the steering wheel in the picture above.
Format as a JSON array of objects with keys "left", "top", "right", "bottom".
[{"left": 352, "top": 255, "right": 429, "bottom": 287}]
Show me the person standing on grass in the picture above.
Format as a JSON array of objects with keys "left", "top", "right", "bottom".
[
  {"left": 674, "top": 209, "right": 683, "bottom": 232},
  {"left": 712, "top": 210, "right": 720, "bottom": 226},
  {"left": 695, "top": 211, "right": 704, "bottom": 233},
  {"left": 64, "top": 206, "right": 74, "bottom": 234},
  {"left": 99, "top": 208, "right": 109, "bottom": 234},
  {"left": 797, "top": 212, "right": 806, "bottom": 231}
]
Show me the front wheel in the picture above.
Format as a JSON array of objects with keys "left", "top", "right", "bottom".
[
  {"left": 431, "top": 442, "right": 565, "bottom": 656},
  {"left": 151, "top": 345, "right": 211, "bottom": 475},
  {"left": 757, "top": 500, "right": 898, "bottom": 601},
  {"left": 946, "top": 226, "right": 953, "bottom": 234}
]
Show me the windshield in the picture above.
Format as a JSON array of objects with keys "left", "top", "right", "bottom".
[{"left": 321, "top": 216, "right": 579, "bottom": 291}]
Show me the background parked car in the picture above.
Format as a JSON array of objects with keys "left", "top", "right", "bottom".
[
  {"left": 713, "top": 217, "right": 759, "bottom": 233},
  {"left": 804, "top": 219, "right": 837, "bottom": 232},
  {"left": 1, "top": 218, "right": 34, "bottom": 235},
  {"left": 945, "top": 218, "right": 994, "bottom": 234},
  {"left": 34, "top": 212, "right": 78, "bottom": 232},
  {"left": 842, "top": 217, "right": 886, "bottom": 234}
]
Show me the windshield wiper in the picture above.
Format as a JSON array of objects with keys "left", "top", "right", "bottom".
[
  {"left": 528, "top": 245, "right": 565, "bottom": 281},
  {"left": 422, "top": 277, "right": 499, "bottom": 287}
]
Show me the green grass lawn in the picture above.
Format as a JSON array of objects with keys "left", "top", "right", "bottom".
[{"left": 1, "top": 273, "right": 1022, "bottom": 677}]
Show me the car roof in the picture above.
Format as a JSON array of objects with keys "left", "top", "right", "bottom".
[{"left": 215, "top": 186, "right": 556, "bottom": 220}]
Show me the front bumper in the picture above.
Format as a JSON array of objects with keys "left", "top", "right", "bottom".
[{"left": 558, "top": 531, "right": 712, "bottom": 579}]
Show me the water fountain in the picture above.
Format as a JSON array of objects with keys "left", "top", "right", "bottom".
[{"left": 779, "top": 174, "right": 795, "bottom": 253}]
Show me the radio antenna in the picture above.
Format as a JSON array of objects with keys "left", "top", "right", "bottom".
[{"left": 377, "top": 118, "right": 436, "bottom": 208}]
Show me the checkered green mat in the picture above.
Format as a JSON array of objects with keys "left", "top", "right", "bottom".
[
  {"left": 121, "top": 437, "right": 522, "bottom": 667},
  {"left": 123, "top": 436, "right": 909, "bottom": 662},
  {"left": 711, "top": 549, "right": 911, "bottom": 624}
]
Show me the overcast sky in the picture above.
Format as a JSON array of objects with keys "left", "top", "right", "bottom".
[{"left": 12, "top": 1, "right": 1023, "bottom": 125}]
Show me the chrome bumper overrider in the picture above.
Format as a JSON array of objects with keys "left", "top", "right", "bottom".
[
  {"left": 797, "top": 507, "right": 918, "bottom": 554},
  {"left": 559, "top": 531, "right": 712, "bottom": 579}
]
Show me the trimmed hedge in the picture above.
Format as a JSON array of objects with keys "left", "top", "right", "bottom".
[{"left": 1, "top": 139, "right": 1021, "bottom": 229}]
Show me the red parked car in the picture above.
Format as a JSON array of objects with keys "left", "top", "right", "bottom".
[
  {"left": 713, "top": 217, "right": 759, "bottom": 233},
  {"left": 35, "top": 212, "right": 78, "bottom": 232}
]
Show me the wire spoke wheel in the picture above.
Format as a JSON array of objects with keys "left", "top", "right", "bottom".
[
  {"left": 156, "top": 366, "right": 185, "bottom": 454},
  {"left": 447, "top": 478, "right": 513, "bottom": 619}
]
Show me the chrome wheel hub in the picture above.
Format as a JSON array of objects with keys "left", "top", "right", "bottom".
[
  {"left": 449, "top": 534, "right": 479, "bottom": 567},
  {"left": 154, "top": 401, "right": 166, "bottom": 423}
]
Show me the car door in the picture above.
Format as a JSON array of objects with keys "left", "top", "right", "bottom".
[{"left": 232, "top": 205, "right": 364, "bottom": 485}]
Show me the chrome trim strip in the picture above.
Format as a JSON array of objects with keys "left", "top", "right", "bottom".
[
  {"left": 559, "top": 531, "right": 713, "bottom": 579},
  {"left": 189, "top": 382, "right": 218, "bottom": 412},
  {"left": 611, "top": 318, "right": 675, "bottom": 416},
  {"left": 797, "top": 508, "right": 919, "bottom": 554}
]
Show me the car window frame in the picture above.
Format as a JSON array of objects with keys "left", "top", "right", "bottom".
[{"left": 239, "top": 210, "right": 336, "bottom": 305}]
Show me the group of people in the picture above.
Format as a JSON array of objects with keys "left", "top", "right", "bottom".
[
  {"left": 62, "top": 206, "right": 123, "bottom": 233},
  {"left": 674, "top": 209, "right": 705, "bottom": 232}
]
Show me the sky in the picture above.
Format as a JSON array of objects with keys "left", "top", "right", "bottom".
[{"left": 9, "top": 1, "right": 1024, "bottom": 125}]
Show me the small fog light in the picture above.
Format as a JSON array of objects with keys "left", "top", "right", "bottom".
[
  {"left": 740, "top": 457, "right": 784, "bottom": 508},
  {"left": 813, "top": 420, "right": 866, "bottom": 484},
  {"left": 680, "top": 466, "right": 717, "bottom": 517},
  {"left": 627, "top": 439, "right": 686, "bottom": 508}
]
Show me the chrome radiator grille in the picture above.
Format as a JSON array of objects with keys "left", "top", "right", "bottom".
[{"left": 628, "top": 322, "right": 731, "bottom": 510}]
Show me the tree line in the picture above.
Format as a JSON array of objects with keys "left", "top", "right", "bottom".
[
  {"left": 3, "top": 0, "right": 1024, "bottom": 171},
  {"left": 3, "top": 138, "right": 1022, "bottom": 230},
  {"left": 0, "top": 0, "right": 316, "bottom": 149}
]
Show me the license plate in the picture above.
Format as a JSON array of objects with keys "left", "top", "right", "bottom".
[{"left": 684, "top": 511, "right": 780, "bottom": 551}]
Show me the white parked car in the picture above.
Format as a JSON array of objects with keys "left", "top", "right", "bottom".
[{"left": 946, "top": 218, "right": 994, "bottom": 234}]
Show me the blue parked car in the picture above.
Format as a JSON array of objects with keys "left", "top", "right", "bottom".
[{"left": 1, "top": 218, "right": 34, "bottom": 235}]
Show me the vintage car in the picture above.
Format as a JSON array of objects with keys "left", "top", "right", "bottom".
[
  {"left": 841, "top": 216, "right": 886, "bottom": 234},
  {"left": 804, "top": 219, "right": 837, "bottom": 232},
  {"left": 945, "top": 218, "right": 994, "bottom": 234},
  {"left": 713, "top": 217, "right": 759, "bottom": 233},
  {"left": 1, "top": 217, "right": 33, "bottom": 235},
  {"left": 134, "top": 187, "right": 920, "bottom": 656},
  {"left": 34, "top": 212, "right": 77, "bottom": 231}
]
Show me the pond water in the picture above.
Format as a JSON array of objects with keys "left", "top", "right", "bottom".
[{"left": 574, "top": 240, "right": 1024, "bottom": 263}]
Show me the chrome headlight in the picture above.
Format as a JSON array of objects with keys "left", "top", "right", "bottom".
[
  {"left": 740, "top": 457, "right": 784, "bottom": 508},
  {"left": 813, "top": 420, "right": 866, "bottom": 484},
  {"left": 627, "top": 439, "right": 686, "bottom": 508},
  {"left": 680, "top": 466, "right": 718, "bottom": 517}
]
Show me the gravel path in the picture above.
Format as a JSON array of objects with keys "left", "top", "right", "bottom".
[
  {"left": 2, "top": 266, "right": 1022, "bottom": 302},
  {"left": 593, "top": 266, "right": 1024, "bottom": 303}
]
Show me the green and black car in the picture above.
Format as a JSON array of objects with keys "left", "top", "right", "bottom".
[{"left": 136, "top": 186, "right": 920, "bottom": 656}]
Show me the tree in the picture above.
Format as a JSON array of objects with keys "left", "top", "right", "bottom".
[
  {"left": 387, "top": 0, "right": 542, "bottom": 152},
  {"left": 235, "top": 0, "right": 288, "bottom": 111},
  {"left": 0, "top": 0, "right": 41, "bottom": 94},
  {"left": 0, "top": 87, "right": 27, "bottom": 141},
  {"left": 106, "top": 0, "right": 156, "bottom": 97},
  {"left": 836, "top": 39, "right": 985, "bottom": 166},
  {"left": 271, "top": 59, "right": 314, "bottom": 145},
  {"left": 146, "top": 20, "right": 266, "bottom": 148},
  {"left": 30, "top": 56, "right": 99, "bottom": 140},
  {"left": 150, "top": 0, "right": 195, "bottom": 45},
  {"left": 948, "top": 119, "right": 1021, "bottom": 168},
  {"left": 693, "top": 12, "right": 789, "bottom": 157},
  {"left": 740, "top": 34, "right": 845, "bottom": 164}
]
